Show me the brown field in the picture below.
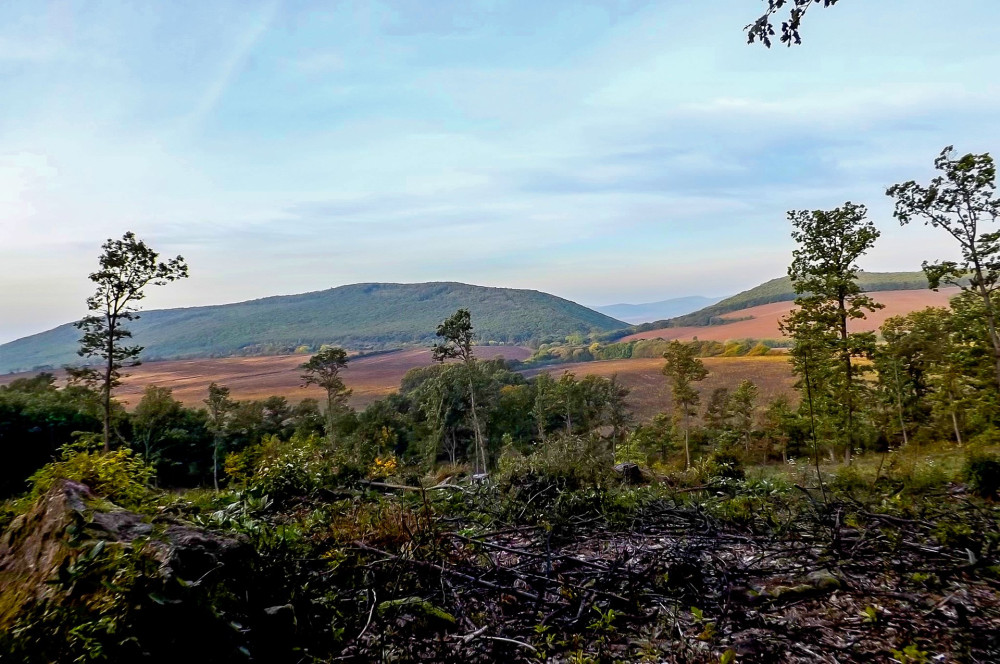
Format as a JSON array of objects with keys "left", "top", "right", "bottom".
[
  {"left": 2, "top": 345, "right": 791, "bottom": 422},
  {"left": 622, "top": 288, "right": 959, "bottom": 343},
  {"left": 525, "top": 355, "right": 796, "bottom": 421},
  {"left": 0, "top": 346, "right": 532, "bottom": 410}
]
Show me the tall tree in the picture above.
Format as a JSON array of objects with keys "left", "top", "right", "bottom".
[
  {"left": 888, "top": 146, "right": 1000, "bottom": 390},
  {"left": 204, "top": 382, "right": 234, "bottom": 492},
  {"left": 662, "top": 341, "right": 708, "bottom": 470},
  {"left": 730, "top": 379, "right": 759, "bottom": 455},
  {"left": 780, "top": 308, "right": 837, "bottom": 484},
  {"left": 73, "top": 232, "right": 188, "bottom": 450},
  {"left": 783, "top": 202, "right": 882, "bottom": 464},
  {"left": 300, "top": 347, "right": 352, "bottom": 445},
  {"left": 433, "top": 309, "right": 487, "bottom": 475}
]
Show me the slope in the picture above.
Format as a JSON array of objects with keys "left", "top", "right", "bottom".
[
  {"left": 629, "top": 271, "right": 930, "bottom": 334},
  {"left": 0, "top": 282, "right": 626, "bottom": 374},
  {"left": 621, "top": 288, "right": 959, "bottom": 343},
  {"left": 593, "top": 295, "right": 724, "bottom": 324}
]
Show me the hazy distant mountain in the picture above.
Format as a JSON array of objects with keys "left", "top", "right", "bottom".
[
  {"left": 593, "top": 296, "right": 724, "bottom": 325},
  {"left": 0, "top": 282, "right": 627, "bottom": 374}
]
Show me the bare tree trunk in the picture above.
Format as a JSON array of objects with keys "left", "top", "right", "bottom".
[
  {"left": 683, "top": 410, "right": 691, "bottom": 470},
  {"left": 949, "top": 389, "right": 963, "bottom": 446},
  {"left": 803, "top": 356, "right": 827, "bottom": 503},
  {"left": 103, "top": 318, "right": 115, "bottom": 452},
  {"left": 893, "top": 362, "right": 909, "bottom": 446},
  {"left": 326, "top": 391, "right": 338, "bottom": 448},
  {"left": 213, "top": 436, "right": 220, "bottom": 493},
  {"left": 467, "top": 372, "right": 486, "bottom": 475},
  {"left": 839, "top": 295, "right": 853, "bottom": 466}
]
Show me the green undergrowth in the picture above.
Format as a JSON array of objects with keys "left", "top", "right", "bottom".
[{"left": 4, "top": 436, "right": 1000, "bottom": 662}]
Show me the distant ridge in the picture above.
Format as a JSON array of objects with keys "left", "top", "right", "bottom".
[
  {"left": 0, "top": 282, "right": 627, "bottom": 374},
  {"left": 627, "top": 271, "right": 931, "bottom": 334},
  {"left": 593, "top": 295, "right": 724, "bottom": 324}
]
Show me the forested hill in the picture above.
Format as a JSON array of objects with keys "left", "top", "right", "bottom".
[
  {"left": 628, "top": 271, "right": 931, "bottom": 333},
  {"left": 0, "top": 282, "right": 627, "bottom": 374}
]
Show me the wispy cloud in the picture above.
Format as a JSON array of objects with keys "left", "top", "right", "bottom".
[
  {"left": 1, "top": 0, "right": 999, "bottom": 342},
  {"left": 186, "top": 0, "right": 282, "bottom": 128}
]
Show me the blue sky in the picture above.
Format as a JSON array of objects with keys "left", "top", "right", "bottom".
[{"left": 2, "top": 0, "right": 999, "bottom": 343}]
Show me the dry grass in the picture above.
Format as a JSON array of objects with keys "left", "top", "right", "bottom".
[{"left": 0, "top": 346, "right": 532, "bottom": 409}]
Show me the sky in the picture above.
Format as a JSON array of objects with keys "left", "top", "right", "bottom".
[{"left": 2, "top": 0, "right": 999, "bottom": 343}]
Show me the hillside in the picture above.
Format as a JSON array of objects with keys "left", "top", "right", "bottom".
[
  {"left": 621, "top": 287, "right": 959, "bottom": 343},
  {"left": 629, "top": 271, "right": 930, "bottom": 333},
  {"left": 0, "top": 282, "right": 626, "bottom": 374},
  {"left": 593, "top": 295, "right": 724, "bottom": 324}
]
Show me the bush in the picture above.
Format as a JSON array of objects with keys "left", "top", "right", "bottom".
[
  {"left": 963, "top": 451, "right": 1000, "bottom": 499},
  {"left": 17, "top": 442, "right": 154, "bottom": 512},
  {"left": 497, "top": 435, "right": 614, "bottom": 494},
  {"left": 700, "top": 450, "right": 745, "bottom": 481},
  {"left": 242, "top": 433, "right": 339, "bottom": 501}
]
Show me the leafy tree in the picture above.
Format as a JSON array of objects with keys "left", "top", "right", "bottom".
[
  {"left": 746, "top": 0, "right": 841, "bottom": 48},
  {"left": 703, "top": 387, "right": 733, "bottom": 442},
  {"left": 204, "top": 382, "right": 234, "bottom": 491},
  {"left": 72, "top": 232, "right": 188, "bottom": 450},
  {"left": 433, "top": 309, "right": 488, "bottom": 474},
  {"left": 531, "top": 372, "right": 561, "bottom": 442},
  {"left": 300, "top": 347, "right": 353, "bottom": 445},
  {"left": 0, "top": 374, "right": 101, "bottom": 497},
  {"left": 730, "top": 380, "right": 760, "bottom": 454},
  {"left": 888, "top": 147, "right": 1000, "bottom": 390},
  {"left": 662, "top": 341, "right": 709, "bottom": 469},
  {"left": 131, "top": 386, "right": 183, "bottom": 471},
  {"left": 782, "top": 202, "right": 882, "bottom": 464},
  {"left": 781, "top": 308, "right": 838, "bottom": 484},
  {"left": 556, "top": 372, "right": 584, "bottom": 435}
]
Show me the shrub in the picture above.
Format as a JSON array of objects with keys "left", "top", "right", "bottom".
[
  {"left": 497, "top": 435, "right": 614, "bottom": 494},
  {"left": 831, "top": 464, "right": 869, "bottom": 495},
  {"left": 963, "top": 451, "right": 1000, "bottom": 499},
  {"left": 700, "top": 450, "right": 745, "bottom": 481},
  {"left": 17, "top": 442, "right": 154, "bottom": 512},
  {"left": 244, "top": 433, "right": 337, "bottom": 501}
]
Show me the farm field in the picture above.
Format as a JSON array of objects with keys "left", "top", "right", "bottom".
[
  {"left": 0, "top": 346, "right": 533, "bottom": 410},
  {"left": 2, "top": 348, "right": 793, "bottom": 422},
  {"left": 622, "top": 287, "right": 959, "bottom": 342},
  {"left": 525, "top": 354, "right": 796, "bottom": 421}
]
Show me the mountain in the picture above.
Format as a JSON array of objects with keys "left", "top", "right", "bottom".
[
  {"left": 627, "top": 271, "right": 931, "bottom": 334},
  {"left": 0, "top": 282, "right": 627, "bottom": 374},
  {"left": 593, "top": 296, "right": 725, "bottom": 324}
]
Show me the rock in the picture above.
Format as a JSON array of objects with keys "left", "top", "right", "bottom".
[
  {"left": 0, "top": 479, "right": 244, "bottom": 628},
  {"left": 765, "top": 569, "right": 844, "bottom": 603},
  {"left": 806, "top": 569, "right": 844, "bottom": 591},
  {"left": 377, "top": 596, "right": 457, "bottom": 630},
  {"left": 263, "top": 603, "right": 297, "bottom": 636},
  {"left": 614, "top": 463, "right": 644, "bottom": 484}
]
